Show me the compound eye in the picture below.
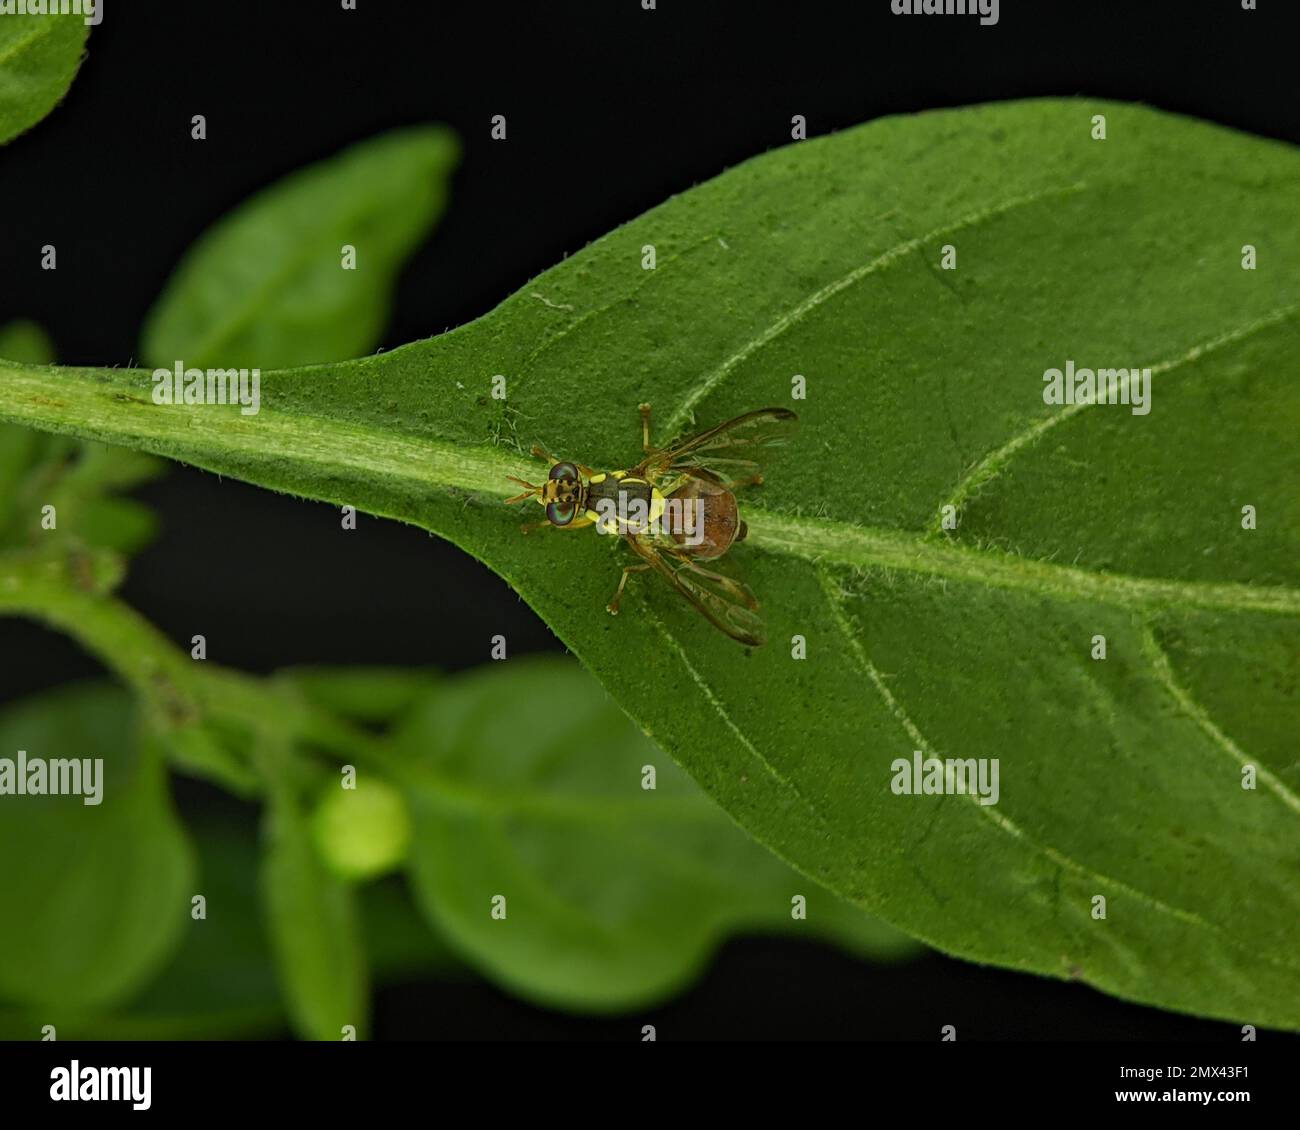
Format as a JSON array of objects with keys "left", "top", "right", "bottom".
[
  {"left": 546, "top": 501, "right": 576, "bottom": 526},
  {"left": 548, "top": 461, "right": 578, "bottom": 483}
]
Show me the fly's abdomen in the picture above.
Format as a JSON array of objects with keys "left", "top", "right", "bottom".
[{"left": 667, "top": 477, "right": 741, "bottom": 558}]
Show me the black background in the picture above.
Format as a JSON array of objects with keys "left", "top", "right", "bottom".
[{"left": 1, "top": 0, "right": 1295, "bottom": 1039}]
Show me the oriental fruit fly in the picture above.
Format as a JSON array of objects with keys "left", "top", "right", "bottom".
[{"left": 505, "top": 404, "right": 797, "bottom": 647}]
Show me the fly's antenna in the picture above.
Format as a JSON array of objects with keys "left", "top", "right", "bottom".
[{"left": 505, "top": 477, "right": 541, "bottom": 505}]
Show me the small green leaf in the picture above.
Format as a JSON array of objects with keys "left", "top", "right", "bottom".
[
  {"left": 260, "top": 781, "right": 369, "bottom": 1039},
  {"left": 0, "top": 319, "right": 55, "bottom": 364},
  {"left": 0, "top": 684, "right": 195, "bottom": 1010},
  {"left": 141, "top": 125, "right": 460, "bottom": 370},
  {"left": 0, "top": 320, "right": 163, "bottom": 555},
  {"left": 397, "top": 657, "right": 918, "bottom": 1011},
  {"left": 0, "top": 11, "right": 88, "bottom": 146},
  {"left": 279, "top": 665, "right": 440, "bottom": 726}
]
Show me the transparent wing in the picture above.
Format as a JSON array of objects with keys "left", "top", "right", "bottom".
[
  {"left": 626, "top": 536, "right": 766, "bottom": 647},
  {"left": 639, "top": 407, "right": 797, "bottom": 483}
]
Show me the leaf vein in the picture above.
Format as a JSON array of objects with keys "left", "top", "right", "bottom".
[
  {"left": 931, "top": 302, "right": 1300, "bottom": 532},
  {"left": 660, "top": 181, "right": 1089, "bottom": 439},
  {"left": 1140, "top": 623, "right": 1300, "bottom": 817}
]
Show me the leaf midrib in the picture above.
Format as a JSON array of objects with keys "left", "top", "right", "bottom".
[{"left": 2, "top": 362, "right": 1296, "bottom": 619}]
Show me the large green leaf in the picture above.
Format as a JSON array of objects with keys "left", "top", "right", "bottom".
[
  {"left": 0, "top": 684, "right": 194, "bottom": 1009},
  {"left": 140, "top": 126, "right": 460, "bottom": 370},
  {"left": 396, "top": 657, "right": 918, "bottom": 1011},
  {"left": 1, "top": 99, "right": 1297, "bottom": 1026},
  {"left": 0, "top": 9, "right": 88, "bottom": 146}
]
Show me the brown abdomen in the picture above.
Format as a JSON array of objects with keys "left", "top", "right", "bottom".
[{"left": 668, "top": 476, "right": 741, "bottom": 559}]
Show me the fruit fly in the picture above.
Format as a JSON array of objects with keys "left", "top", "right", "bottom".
[{"left": 505, "top": 404, "right": 797, "bottom": 647}]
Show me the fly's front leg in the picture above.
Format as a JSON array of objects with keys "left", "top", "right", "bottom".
[
  {"left": 529, "top": 444, "right": 594, "bottom": 476},
  {"left": 607, "top": 563, "right": 651, "bottom": 615}
]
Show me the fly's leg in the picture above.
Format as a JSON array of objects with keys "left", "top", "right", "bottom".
[
  {"left": 522, "top": 515, "right": 594, "bottom": 536},
  {"left": 607, "top": 563, "right": 651, "bottom": 615},
  {"left": 529, "top": 444, "right": 594, "bottom": 477},
  {"left": 674, "top": 556, "right": 760, "bottom": 609},
  {"left": 639, "top": 403, "right": 656, "bottom": 454}
]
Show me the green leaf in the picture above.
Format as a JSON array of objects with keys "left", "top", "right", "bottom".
[
  {"left": 278, "top": 665, "right": 440, "bottom": 726},
  {"left": 0, "top": 319, "right": 55, "bottom": 365},
  {"left": 0, "top": 10, "right": 88, "bottom": 146},
  {"left": 0, "top": 683, "right": 195, "bottom": 1010},
  {"left": 57, "top": 818, "right": 286, "bottom": 1040},
  {"left": 0, "top": 818, "right": 460, "bottom": 1039},
  {"left": 397, "top": 657, "right": 918, "bottom": 1011},
  {"left": 2, "top": 99, "right": 1298, "bottom": 1026},
  {"left": 361, "top": 876, "right": 464, "bottom": 986},
  {"left": 141, "top": 125, "right": 460, "bottom": 370},
  {"left": 260, "top": 779, "right": 369, "bottom": 1039}
]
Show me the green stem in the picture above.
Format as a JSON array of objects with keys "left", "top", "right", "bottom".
[{"left": 0, "top": 545, "right": 396, "bottom": 796}]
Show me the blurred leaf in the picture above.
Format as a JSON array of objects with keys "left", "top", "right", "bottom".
[
  {"left": 44, "top": 818, "right": 286, "bottom": 1039},
  {"left": 0, "top": 817, "right": 460, "bottom": 1039},
  {"left": 260, "top": 780, "right": 369, "bottom": 1039},
  {"left": 0, "top": 319, "right": 55, "bottom": 364},
  {"left": 361, "top": 876, "right": 463, "bottom": 984},
  {"left": 0, "top": 320, "right": 163, "bottom": 554},
  {"left": 397, "top": 657, "right": 920, "bottom": 1011},
  {"left": 141, "top": 125, "right": 460, "bottom": 370},
  {"left": 0, "top": 683, "right": 195, "bottom": 1010},
  {"left": 0, "top": 320, "right": 54, "bottom": 529},
  {"left": 279, "top": 665, "right": 440, "bottom": 726},
  {"left": 0, "top": 10, "right": 88, "bottom": 146}
]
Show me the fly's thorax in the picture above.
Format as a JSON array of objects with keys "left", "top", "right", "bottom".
[{"left": 585, "top": 471, "right": 663, "bottom": 534}]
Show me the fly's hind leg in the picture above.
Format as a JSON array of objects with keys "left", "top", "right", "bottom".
[{"left": 607, "top": 563, "right": 651, "bottom": 615}]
